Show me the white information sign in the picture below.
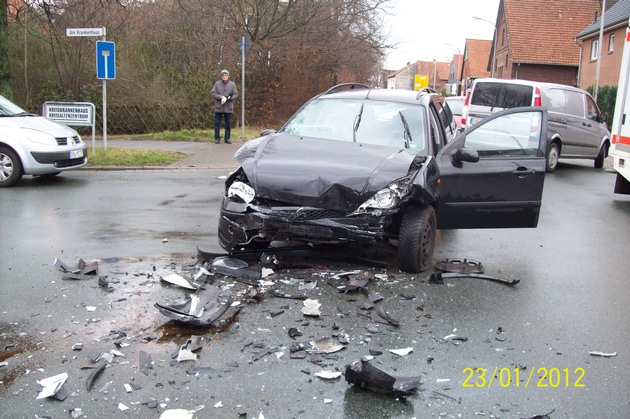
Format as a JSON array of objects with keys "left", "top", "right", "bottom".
[{"left": 66, "top": 28, "right": 105, "bottom": 37}]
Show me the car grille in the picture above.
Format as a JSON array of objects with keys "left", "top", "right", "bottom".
[
  {"left": 267, "top": 206, "right": 346, "bottom": 220},
  {"left": 55, "top": 157, "right": 86, "bottom": 168},
  {"left": 295, "top": 208, "right": 346, "bottom": 220},
  {"left": 55, "top": 136, "right": 80, "bottom": 146}
]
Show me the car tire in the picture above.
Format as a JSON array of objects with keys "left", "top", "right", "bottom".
[
  {"left": 0, "top": 146, "right": 23, "bottom": 188},
  {"left": 546, "top": 142, "right": 560, "bottom": 172},
  {"left": 397, "top": 205, "right": 436, "bottom": 273},
  {"left": 594, "top": 143, "right": 608, "bottom": 169}
]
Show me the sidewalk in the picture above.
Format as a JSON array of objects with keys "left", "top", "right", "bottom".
[{"left": 92, "top": 139, "right": 242, "bottom": 170}]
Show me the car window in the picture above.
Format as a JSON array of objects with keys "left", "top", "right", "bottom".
[
  {"left": 463, "top": 111, "right": 542, "bottom": 157},
  {"left": 445, "top": 98, "right": 463, "bottom": 114},
  {"left": 585, "top": 95, "right": 600, "bottom": 121},
  {"left": 545, "top": 89, "right": 568, "bottom": 113},
  {"left": 565, "top": 91, "right": 585, "bottom": 117},
  {"left": 429, "top": 106, "right": 445, "bottom": 153},
  {"left": 434, "top": 101, "right": 455, "bottom": 141},
  {"left": 471, "top": 82, "right": 533, "bottom": 108},
  {"left": 282, "top": 98, "right": 427, "bottom": 151}
]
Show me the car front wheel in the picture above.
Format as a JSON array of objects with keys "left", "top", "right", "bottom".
[
  {"left": 397, "top": 205, "right": 436, "bottom": 273},
  {"left": 0, "top": 146, "right": 23, "bottom": 188}
]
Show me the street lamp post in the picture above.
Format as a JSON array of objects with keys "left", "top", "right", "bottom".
[
  {"left": 433, "top": 59, "right": 436, "bottom": 90},
  {"left": 473, "top": 16, "right": 497, "bottom": 78}
]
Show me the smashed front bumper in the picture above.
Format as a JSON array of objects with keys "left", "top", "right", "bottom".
[{"left": 218, "top": 198, "right": 397, "bottom": 250}]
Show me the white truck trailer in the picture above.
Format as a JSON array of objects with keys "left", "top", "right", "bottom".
[{"left": 611, "top": 18, "right": 630, "bottom": 194}]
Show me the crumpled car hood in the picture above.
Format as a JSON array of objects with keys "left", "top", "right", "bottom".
[{"left": 237, "top": 134, "right": 421, "bottom": 211}]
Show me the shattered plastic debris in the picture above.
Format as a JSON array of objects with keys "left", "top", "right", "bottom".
[
  {"left": 588, "top": 351, "right": 617, "bottom": 357},
  {"left": 311, "top": 337, "right": 346, "bottom": 354},
  {"left": 160, "top": 273, "right": 198, "bottom": 290},
  {"left": 314, "top": 370, "right": 342, "bottom": 380},
  {"left": 140, "top": 351, "right": 153, "bottom": 376},
  {"left": 343, "top": 359, "right": 422, "bottom": 396},
  {"left": 211, "top": 257, "right": 261, "bottom": 282},
  {"left": 375, "top": 303, "right": 399, "bottom": 327},
  {"left": 301, "top": 299, "right": 321, "bottom": 317},
  {"left": 427, "top": 272, "right": 520, "bottom": 286},
  {"left": 435, "top": 258, "right": 485, "bottom": 274},
  {"left": 155, "top": 284, "right": 232, "bottom": 326},
  {"left": 388, "top": 347, "right": 413, "bottom": 356},
  {"left": 440, "top": 334, "right": 469, "bottom": 344},
  {"left": 86, "top": 362, "right": 106, "bottom": 392},
  {"left": 36, "top": 372, "right": 68, "bottom": 400}
]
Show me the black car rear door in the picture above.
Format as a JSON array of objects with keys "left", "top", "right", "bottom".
[{"left": 435, "top": 107, "right": 547, "bottom": 229}]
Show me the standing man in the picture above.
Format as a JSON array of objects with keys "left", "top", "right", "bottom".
[{"left": 211, "top": 69, "right": 238, "bottom": 144}]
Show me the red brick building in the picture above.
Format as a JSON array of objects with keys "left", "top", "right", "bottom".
[{"left": 492, "top": 0, "right": 601, "bottom": 86}]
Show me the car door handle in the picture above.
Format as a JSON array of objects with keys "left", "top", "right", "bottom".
[{"left": 512, "top": 167, "right": 536, "bottom": 177}]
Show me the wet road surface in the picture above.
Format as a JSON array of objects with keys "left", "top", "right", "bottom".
[{"left": 1, "top": 161, "right": 629, "bottom": 418}]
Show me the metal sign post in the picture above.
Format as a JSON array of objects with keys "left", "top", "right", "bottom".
[
  {"left": 237, "top": 35, "right": 252, "bottom": 139},
  {"left": 96, "top": 38, "right": 116, "bottom": 150},
  {"left": 66, "top": 27, "right": 114, "bottom": 151}
]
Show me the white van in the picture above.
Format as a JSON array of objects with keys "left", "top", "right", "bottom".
[{"left": 463, "top": 78, "right": 610, "bottom": 171}]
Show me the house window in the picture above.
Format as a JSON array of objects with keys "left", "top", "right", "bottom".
[
  {"left": 591, "top": 39, "right": 599, "bottom": 60},
  {"left": 609, "top": 33, "right": 615, "bottom": 53}
]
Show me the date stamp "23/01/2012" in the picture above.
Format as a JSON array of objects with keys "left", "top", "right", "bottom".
[{"left": 462, "top": 367, "right": 586, "bottom": 389}]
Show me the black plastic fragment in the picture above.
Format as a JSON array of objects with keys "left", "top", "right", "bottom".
[
  {"left": 343, "top": 359, "right": 421, "bottom": 396},
  {"left": 428, "top": 272, "right": 520, "bottom": 286},
  {"left": 86, "top": 362, "right": 106, "bottom": 392},
  {"left": 435, "top": 258, "right": 485, "bottom": 274}
]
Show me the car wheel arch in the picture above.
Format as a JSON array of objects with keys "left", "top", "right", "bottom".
[{"left": 0, "top": 145, "right": 25, "bottom": 187}]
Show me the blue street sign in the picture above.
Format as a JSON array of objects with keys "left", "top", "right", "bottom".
[{"left": 96, "top": 41, "right": 116, "bottom": 80}]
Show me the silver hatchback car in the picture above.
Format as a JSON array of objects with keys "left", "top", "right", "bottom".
[{"left": 0, "top": 95, "right": 87, "bottom": 187}]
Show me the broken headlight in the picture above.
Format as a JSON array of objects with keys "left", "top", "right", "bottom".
[
  {"left": 354, "top": 178, "right": 411, "bottom": 214},
  {"left": 228, "top": 181, "right": 255, "bottom": 203}
]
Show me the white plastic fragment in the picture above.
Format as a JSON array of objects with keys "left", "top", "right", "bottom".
[
  {"left": 86, "top": 306, "right": 96, "bottom": 312},
  {"left": 302, "top": 299, "right": 321, "bottom": 317},
  {"left": 261, "top": 268, "right": 274, "bottom": 278},
  {"left": 177, "top": 348, "right": 198, "bottom": 362},
  {"left": 124, "top": 383, "right": 133, "bottom": 393},
  {"left": 589, "top": 351, "right": 617, "bottom": 357},
  {"left": 161, "top": 273, "right": 197, "bottom": 290},
  {"left": 324, "top": 399, "right": 333, "bottom": 404},
  {"left": 118, "top": 403, "right": 129, "bottom": 411},
  {"left": 36, "top": 372, "right": 68, "bottom": 399},
  {"left": 159, "top": 409, "right": 195, "bottom": 419},
  {"left": 314, "top": 370, "right": 342, "bottom": 380},
  {"left": 214, "top": 401, "right": 223, "bottom": 408},
  {"left": 389, "top": 347, "right": 413, "bottom": 356}
]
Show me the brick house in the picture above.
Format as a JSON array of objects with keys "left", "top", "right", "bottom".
[
  {"left": 446, "top": 54, "right": 463, "bottom": 95},
  {"left": 575, "top": 0, "right": 630, "bottom": 90},
  {"left": 490, "top": 0, "right": 601, "bottom": 86},
  {"left": 460, "top": 39, "right": 492, "bottom": 93},
  {"left": 386, "top": 60, "right": 451, "bottom": 92}
]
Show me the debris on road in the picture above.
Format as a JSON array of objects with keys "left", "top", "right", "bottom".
[
  {"left": 588, "top": 351, "right": 617, "bottom": 357},
  {"left": 427, "top": 272, "right": 520, "bottom": 286},
  {"left": 36, "top": 372, "right": 69, "bottom": 400},
  {"left": 301, "top": 299, "right": 321, "bottom": 317},
  {"left": 154, "top": 284, "right": 232, "bottom": 326},
  {"left": 435, "top": 258, "right": 485, "bottom": 274},
  {"left": 343, "top": 359, "right": 422, "bottom": 396}
]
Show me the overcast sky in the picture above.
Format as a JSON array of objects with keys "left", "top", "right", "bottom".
[{"left": 382, "top": 0, "right": 501, "bottom": 69}]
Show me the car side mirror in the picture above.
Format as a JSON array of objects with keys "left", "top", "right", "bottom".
[
  {"left": 600, "top": 112, "right": 608, "bottom": 124},
  {"left": 260, "top": 129, "right": 277, "bottom": 136},
  {"left": 452, "top": 146, "right": 479, "bottom": 163}
]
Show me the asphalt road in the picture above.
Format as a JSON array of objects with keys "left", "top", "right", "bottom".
[{"left": 1, "top": 161, "right": 629, "bottom": 418}]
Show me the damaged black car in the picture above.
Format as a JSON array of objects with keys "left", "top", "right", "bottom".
[{"left": 218, "top": 84, "right": 547, "bottom": 272}]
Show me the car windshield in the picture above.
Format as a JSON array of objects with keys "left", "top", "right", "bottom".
[
  {"left": 282, "top": 97, "right": 427, "bottom": 152},
  {"left": 0, "top": 95, "right": 27, "bottom": 116}
]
